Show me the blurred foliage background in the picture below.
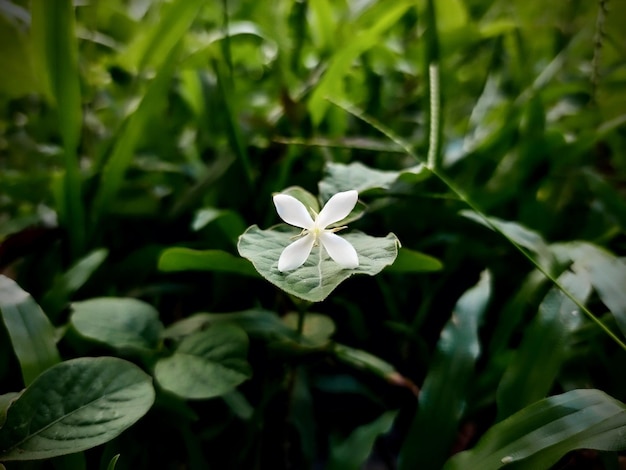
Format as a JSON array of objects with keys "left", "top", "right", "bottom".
[{"left": 1, "top": 0, "right": 626, "bottom": 468}]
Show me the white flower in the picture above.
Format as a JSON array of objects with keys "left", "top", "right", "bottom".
[{"left": 273, "top": 190, "right": 360, "bottom": 272}]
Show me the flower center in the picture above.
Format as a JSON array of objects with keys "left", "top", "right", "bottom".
[{"left": 310, "top": 224, "right": 324, "bottom": 244}]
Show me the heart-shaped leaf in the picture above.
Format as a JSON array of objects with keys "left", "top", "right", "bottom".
[
  {"left": 238, "top": 226, "right": 399, "bottom": 302},
  {"left": 0, "top": 357, "right": 155, "bottom": 461},
  {"left": 155, "top": 323, "right": 251, "bottom": 400}
]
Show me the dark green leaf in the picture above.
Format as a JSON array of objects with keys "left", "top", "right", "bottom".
[
  {"left": 155, "top": 323, "right": 251, "bottom": 400},
  {"left": 445, "top": 389, "right": 626, "bottom": 470},
  {"left": 0, "top": 357, "right": 155, "bottom": 461},
  {"left": 158, "top": 248, "right": 259, "bottom": 277},
  {"left": 461, "top": 211, "right": 555, "bottom": 271},
  {"left": 399, "top": 271, "right": 491, "bottom": 470},
  {"left": 106, "top": 454, "right": 120, "bottom": 470},
  {"left": 41, "top": 249, "right": 108, "bottom": 320},
  {"left": 385, "top": 247, "right": 443, "bottom": 273},
  {"left": 553, "top": 242, "right": 626, "bottom": 337},
  {"left": 0, "top": 275, "right": 60, "bottom": 386},
  {"left": 162, "top": 309, "right": 302, "bottom": 344},
  {"left": 496, "top": 269, "right": 592, "bottom": 420},
  {"left": 328, "top": 411, "right": 397, "bottom": 470},
  {"left": 70, "top": 297, "right": 163, "bottom": 352},
  {"left": 0, "top": 394, "right": 20, "bottom": 430}
]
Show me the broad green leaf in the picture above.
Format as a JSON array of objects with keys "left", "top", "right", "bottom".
[
  {"left": 0, "top": 275, "right": 60, "bottom": 386},
  {"left": 553, "top": 242, "right": 626, "bottom": 337},
  {"left": 0, "top": 357, "right": 155, "bottom": 461},
  {"left": 155, "top": 323, "right": 251, "bottom": 400},
  {"left": 444, "top": 389, "right": 626, "bottom": 470},
  {"left": 328, "top": 410, "right": 397, "bottom": 470},
  {"left": 70, "top": 298, "right": 163, "bottom": 352},
  {"left": 158, "top": 248, "right": 259, "bottom": 277},
  {"left": 385, "top": 247, "right": 443, "bottom": 273},
  {"left": 238, "top": 226, "right": 399, "bottom": 302},
  {"left": 41, "top": 249, "right": 108, "bottom": 320},
  {"left": 399, "top": 271, "right": 491, "bottom": 470},
  {"left": 496, "top": 269, "right": 592, "bottom": 420},
  {"left": 318, "top": 162, "right": 428, "bottom": 203}
]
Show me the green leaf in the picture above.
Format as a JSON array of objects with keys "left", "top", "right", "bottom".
[
  {"left": 41, "top": 249, "right": 108, "bottom": 320},
  {"left": 158, "top": 248, "right": 259, "bottom": 277},
  {"left": 238, "top": 226, "right": 399, "bottom": 302},
  {"left": 31, "top": 0, "right": 85, "bottom": 257},
  {"left": 70, "top": 298, "right": 163, "bottom": 352},
  {"left": 328, "top": 410, "right": 397, "bottom": 470},
  {"left": 162, "top": 309, "right": 301, "bottom": 344},
  {"left": 444, "top": 389, "right": 626, "bottom": 470},
  {"left": 191, "top": 208, "right": 247, "bottom": 240},
  {"left": 496, "top": 269, "right": 592, "bottom": 420},
  {"left": 0, "top": 10, "right": 41, "bottom": 98},
  {"left": 553, "top": 242, "right": 626, "bottom": 338},
  {"left": 399, "top": 271, "right": 492, "bottom": 470},
  {"left": 92, "top": 4, "right": 194, "bottom": 224},
  {"left": 280, "top": 186, "right": 321, "bottom": 214},
  {"left": 155, "top": 323, "right": 251, "bottom": 400},
  {"left": 121, "top": 0, "right": 205, "bottom": 72},
  {"left": 318, "top": 162, "right": 428, "bottom": 203},
  {"left": 106, "top": 454, "right": 120, "bottom": 470},
  {"left": 307, "top": 0, "right": 414, "bottom": 124},
  {"left": 0, "top": 275, "right": 60, "bottom": 386},
  {"left": 0, "top": 394, "right": 20, "bottom": 429},
  {"left": 461, "top": 211, "right": 555, "bottom": 271},
  {"left": 0, "top": 357, "right": 155, "bottom": 461},
  {"left": 385, "top": 247, "right": 443, "bottom": 273}
]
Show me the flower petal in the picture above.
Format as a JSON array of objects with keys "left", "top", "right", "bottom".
[
  {"left": 320, "top": 232, "right": 359, "bottom": 269},
  {"left": 278, "top": 234, "right": 315, "bottom": 272},
  {"left": 316, "top": 190, "right": 358, "bottom": 228},
  {"left": 273, "top": 194, "right": 315, "bottom": 229}
]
